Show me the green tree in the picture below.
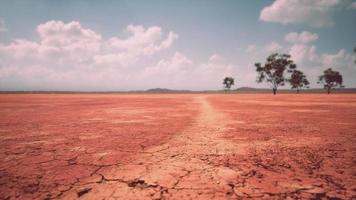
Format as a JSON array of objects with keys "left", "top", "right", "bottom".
[
  {"left": 255, "top": 53, "right": 296, "bottom": 95},
  {"left": 223, "top": 77, "right": 235, "bottom": 92},
  {"left": 317, "top": 68, "right": 343, "bottom": 94},
  {"left": 289, "top": 70, "right": 310, "bottom": 93}
]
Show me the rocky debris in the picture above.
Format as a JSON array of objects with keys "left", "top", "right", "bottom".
[
  {"left": 77, "top": 187, "right": 92, "bottom": 197},
  {"left": 127, "top": 179, "right": 152, "bottom": 189}
]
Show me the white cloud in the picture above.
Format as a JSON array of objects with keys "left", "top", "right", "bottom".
[
  {"left": 0, "top": 20, "right": 239, "bottom": 91},
  {"left": 260, "top": 0, "right": 343, "bottom": 27},
  {"left": 107, "top": 25, "right": 178, "bottom": 56},
  {"left": 285, "top": 31, "right": 319, "bottom": 64},
  {"left": 321, "top": 49, "right": 355, "bottom": 71},
  {"left": 246, "top": 45, "right": 256, "bottom": 53},
  {"left": 209, "top": 54, "right": 223, "bottom": 62},
  {"left": 0, "top": 21, "right": 183, "bottom": 90},
  {"left": 265, "top": 41, "right": 282, "bottom": 52},
  {"left": 289, "top": 44, "right": 318, "bottom": 64},
  {"left": 141, "top": 53, "right": 238, "bottom": 90},
  {"left": 0, "top": 19, "right": 7, "bottom": 32},
  {"left": 147, "top": 52, "right": 193, "bottom": 74},
  {"left": 37, "top": 21, "right": 102, "bottom": 43},
  {"left": 285, "top": 31, "right": 319, "bottom": 44}
]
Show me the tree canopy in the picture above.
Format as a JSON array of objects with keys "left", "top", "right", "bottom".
[
  {"left": 223, "top": 77, "right": 235, "bottom": 92},
  {"left": 289, "top": 70, "right": 310, "bottom": 93},
  {"left": 255, "top": 53, "right": 296, "bottom": 95},
  {"left": 318, "top": 68, "right": 343, "bottom": 94}
]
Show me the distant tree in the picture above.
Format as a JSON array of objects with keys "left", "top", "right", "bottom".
[
  {"left": 317, "top": 68, "right": 343, "bottom": 94},
  {"left": 223, "top": 77, "right": 235, "bottom": 92},
  {"left": 289, "top": 70, "right": 310, "bottom": 93},
  {"left": 255, "top": 53, "right": 296, "bottom": 95}
]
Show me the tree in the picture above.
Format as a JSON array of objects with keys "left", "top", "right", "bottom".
[
  {"left": 255, "top": 53, "right": 296, "bottom": 95},
  {"left": 223, "top": 77, "right": 235, "bottom": 92},
  {"left": 289, "top": 70, "right": 310, "bottom": 93},
  {"left": 317, "top": 68, "right": 343, "bottom": 94},
  {"left": 354, "top": 47, "right": 356, "bottom": 64}
]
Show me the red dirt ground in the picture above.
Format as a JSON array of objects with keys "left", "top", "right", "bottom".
[
  {"left": 208, "top": 94, "right": 356, "bottom": 199},
  {"left": 0, "top": 94, "right": 355, "bottom": 199},
  {"left": 0, "top": 94, "right": 198, "bottom": 200}
]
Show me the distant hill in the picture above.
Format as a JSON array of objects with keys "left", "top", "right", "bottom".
[
  {"left": 145, "top": 88, "right": 193, "bottom": 93},
  {"left": 235, "top": 87, "right": 270, "bottom": 93}
]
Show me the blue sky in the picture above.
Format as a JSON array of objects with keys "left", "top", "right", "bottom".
[{"left": 0, "top": 0, "right": 356, "bottom": 91}]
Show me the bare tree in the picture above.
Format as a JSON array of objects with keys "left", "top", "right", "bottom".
[
  {"left": 223, "top": 77, "right": 235, "bottom": 92},
  {"left": 255, "top": 53, "right": 296, "bottom": 95},
  {"left": 289, "top": 70, "right": 310, "bottom": 93},
  {"left": 317, "top": 68, "right": 343, "bottom": 94}
]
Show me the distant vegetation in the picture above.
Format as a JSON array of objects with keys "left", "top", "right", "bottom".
[
  {"left": 224, "top": 53, "right": 347, "bottom": 95},
  {"left": 317, "top": 68, "right": 343, "bottom": 94},
  {"left": 223, "top": 77, "right": 235, "bottom": 92},
  {"left": 289, "top": 70, "right": 310, "bottom": 93},
  {"left": 255, "top": 53, "right": 298, "bottom": 95}
]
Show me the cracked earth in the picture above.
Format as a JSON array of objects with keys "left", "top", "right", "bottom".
[{"left": 1, "top": 94, "right": 356, "bottom": 199}]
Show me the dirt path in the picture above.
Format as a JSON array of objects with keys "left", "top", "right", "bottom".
[{"left": 61, "top": 96, "right": 243, "bottom": 199}]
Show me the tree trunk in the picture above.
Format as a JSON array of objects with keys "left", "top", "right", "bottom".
[
  {"left": 327, "top": 87, "right": 331, "bottom": 94},
  {"left": 273, "top": 88, "right": 277, "bottom": 95},
  {"left": 297, "top": 89, "right": 300, "bottom": 94}
]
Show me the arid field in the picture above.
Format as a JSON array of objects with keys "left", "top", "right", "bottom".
[{"left": 0, "top": 94, "right": 355, "bottom": 200}]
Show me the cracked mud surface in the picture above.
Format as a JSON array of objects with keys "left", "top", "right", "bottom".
[{"left": 1, "top": 94, "right": 356, "bottom": 199}]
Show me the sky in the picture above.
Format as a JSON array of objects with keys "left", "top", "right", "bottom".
[{"left": 0, "top": 0, "right": 356, "bottom": 91}]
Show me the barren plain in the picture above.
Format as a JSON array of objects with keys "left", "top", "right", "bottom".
[{"left": 0, "top": 94, "right": 355, "bottom": 199}]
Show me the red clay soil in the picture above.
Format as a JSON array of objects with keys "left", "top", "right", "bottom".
[
  {"left": 208, "top": 94, "right": 356, "bottom": 199},
  {"left": 0, "top": 94, "right": 198, "bottom": 200},
  {"left": 0, "top": 94, "right": 355, "bottom": 200}
]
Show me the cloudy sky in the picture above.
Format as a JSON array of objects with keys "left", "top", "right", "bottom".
[{"left": 0, "top": 0, "right": 356, "bottom": 91}]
